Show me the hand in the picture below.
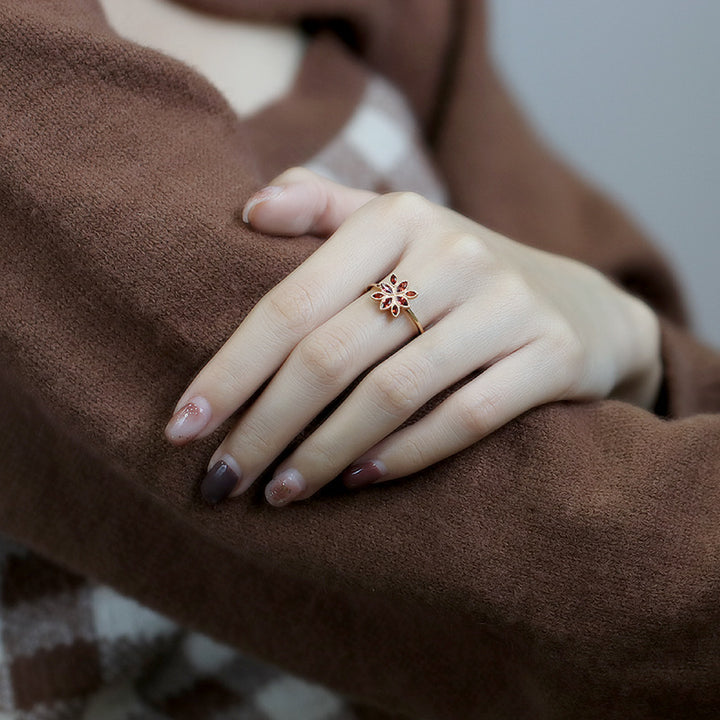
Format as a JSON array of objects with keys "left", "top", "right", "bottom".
[{"left": 165, "top": 168, "right": 662, "bottom": 507}]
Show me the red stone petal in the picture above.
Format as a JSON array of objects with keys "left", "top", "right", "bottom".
[
  {"left": 380, "top": 297, "right": 393, "bottom": 309},
  {"left": 397, "top": 296, "right": 407, "bottom": 307},
  {"left": 396, "top": 280, "right": 408, "bottom": 292},
  {"left": 405, "top": 290, "right": 418, "bottom": 299},
  {"left": 371, "top": 292, "right": 385, "bottom": 300},
  {"left": 391, "top": 304, "right": 400, "bottom": 317},
  {"left": 380, "top": 282, "right": 393, "bottom": 294},
  {"left": 389, "top": 273, "right": 398, "bottom": 285}
]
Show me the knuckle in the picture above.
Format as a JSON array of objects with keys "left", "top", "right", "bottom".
[
  {"left": 274, "top": 165, "right": 316, "bottom": 185},
  {"left": 400, "top": 433, "right": 428, "bottom": 466},
  {"left": 296, "top": 328, "right": 353, "bottom": 386},
  {"left": 266, "top": 281, "right": 317, "bottom": 337},
  {"left": 455, "top": 391, "right": 502, "bottom": 436},
  {"left": 442, "top": 231, "right": 496, "bottom": 269},
  {"left": 236, "top": 415, "right": 276, "bottom": 457},
  {"left": 546, "top": 317, "right": 585, "bottom": 369},
  {"left": 207, "top": 361, "right": 245, "bottom": 399},
  {"left": 370, "top": 363, "right": 424, "bottom": 417},
  {"left": 381, "top": 191, "right": 433, "bottom": 223},
  {"left": 299, "top": 439, "right": 338, "bottom": 476},
  {"left": 497, "top": 272, "right": 535, "bottom": 311},
  {"left": 537, "top": 317, "right": 586, "bottom": 396}
]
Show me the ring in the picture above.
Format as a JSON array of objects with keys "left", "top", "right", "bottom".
[{"left": 365, "top": 273, "right": 424, "bottom": 335}]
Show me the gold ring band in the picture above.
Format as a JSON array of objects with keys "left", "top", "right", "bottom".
[{"left": 365, "top": 273, "right": 424, "bottom": 335}]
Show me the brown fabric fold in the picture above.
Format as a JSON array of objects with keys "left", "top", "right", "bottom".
[{"left": 2, "top": 1, "right": 720, "bottom": 718}]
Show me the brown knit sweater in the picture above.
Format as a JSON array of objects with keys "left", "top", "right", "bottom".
[{"left": 2, "top": 1, "right": 720, "bottom": 719}]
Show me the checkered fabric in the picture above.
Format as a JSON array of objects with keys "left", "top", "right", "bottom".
[
  {"left": 0, "top": 72, "right": 445, "bottom": 720},
  {"left": 306, "top": 76, "right": 447, "bottom": 204},
  {"left": 0, "top": 534, "right": 361, "bottom": 720}
]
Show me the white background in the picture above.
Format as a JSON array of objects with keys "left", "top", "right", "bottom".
[{"left": 490, "top": 1, "right": 720, "bottom": 348}]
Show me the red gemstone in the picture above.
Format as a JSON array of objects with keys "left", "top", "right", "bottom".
[
  {"left": 398, "top": 296, "right": 408, "bottom": 306},
  {"left": 381, "top": 297, "right": 392, "bottom": 309},
  {"left": 405, "top": 290, "right": 418, "bottom": 299},
  {"left": 389, "top": 273, "right": 398, "bottom": 284},
  {"left": 391, "top": 304, "right": 400, "bottom": 317},
  {"left": 371, "top": 292, "right": 384, "bottom": 300},
  {"left": 397, "top": 280, "right": 408, "bottom": 292},
  {"left": 381, "top": 283, "right": 393, "bottom": 294}
]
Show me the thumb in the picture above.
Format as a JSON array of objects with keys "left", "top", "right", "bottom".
[{"left": 242, "top": 167, "right": 377, "bottom": 237}]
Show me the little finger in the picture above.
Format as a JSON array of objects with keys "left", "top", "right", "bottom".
[
  {"left": 342, "top": 339, "right": 572, "bottom": 487},
  {"left": 262, "top": 300, "right": 538, "bottom": 506}
]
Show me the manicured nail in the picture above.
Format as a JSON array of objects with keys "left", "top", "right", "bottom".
[
  {"left": 265, "top": 468, "right": 306, "bottom": 507},
  {"left": 201, "top": 459, "right": 241, "bottom": 505},
  {"left": 165, "top": 396, "right": 212, "bottom": 444},
  {"left": 242, "top": 185, "right": 284, "bottom": 224},
  {"left": 342, "top": 460, "right": 387, "bottom": 489}
]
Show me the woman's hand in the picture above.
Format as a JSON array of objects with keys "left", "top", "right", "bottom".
[{"left": 165, "top": 168, "right": 662, "bottom": 506}]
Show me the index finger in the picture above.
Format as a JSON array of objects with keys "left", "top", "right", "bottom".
[{"left": 164, "top": 192, "right": 430, "bottom": 444}]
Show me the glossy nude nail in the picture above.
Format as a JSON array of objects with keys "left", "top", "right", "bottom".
[
  {"left": 265, "top": 468, "right": 306, "bottom": 507},
  {"left": 242, "top": 185, "right": 283, "bottom": 224},
  {"left": 201, "top": 460, "right": 240, "bottom": 505},
  {"left": 165, "top": 396, "right": 211, "bottom": 444},
  {"left": 342, "top": 460, "right": 387, "bottom": 489}
]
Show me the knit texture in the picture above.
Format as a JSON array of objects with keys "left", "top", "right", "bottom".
[
  {"left": 2, "top": 1, "right": 720, "bottom": 719},
  {"left": 0, "top": 55, "right": 443, "bottom": 719}
]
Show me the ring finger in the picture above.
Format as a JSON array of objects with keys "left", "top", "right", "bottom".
[
  {"left": 258, "top": 290, "right": 534, "bottom": 506},
  {"left": 204, "top": 264, "right": 441, "bottom": 500}
]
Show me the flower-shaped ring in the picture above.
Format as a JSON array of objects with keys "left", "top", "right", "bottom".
[{"left": 365, "top": 273, "right": 424, "bottom": 335}]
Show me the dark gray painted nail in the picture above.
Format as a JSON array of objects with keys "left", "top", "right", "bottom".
[{"left": 201, "top": 460, "right": 239, "bottom": 505}]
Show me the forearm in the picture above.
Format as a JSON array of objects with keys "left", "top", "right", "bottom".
[{"left": 5, "top": 4, "right": 720, "bottom": 719}]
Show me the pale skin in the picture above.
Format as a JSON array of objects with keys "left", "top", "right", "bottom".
[{"left": 164, "top": 167, "right": 662, "bottom": 507}]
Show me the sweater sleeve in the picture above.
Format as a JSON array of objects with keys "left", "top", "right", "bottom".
[
  {"left": 3, "top": 3, "right": 720, "bottom": 720},
  {"left": 434, "top": 1, "right": 690, "bottom": 329}
]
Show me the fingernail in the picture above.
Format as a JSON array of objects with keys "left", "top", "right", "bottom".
[
  {"left": 242, "top": 185, "right": 284, "bottom": 224},
  {"left": 342, "top": 460, "right": 387, "bottom": 489},
  {"left": 265, "top": 468, "right": 306, "bottom": 507},
  {"left": 201, "top": 459, "right": 241, "bottom": 505},
  {"left": 165, "top": 396, "right": 212, "bottom": 444}
]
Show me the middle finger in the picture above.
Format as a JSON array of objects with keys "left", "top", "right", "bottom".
[
  {"left": 263, "top": 286, "right": 532, "bottom": 506},
  {"left": 206, "top": 265, "right": 439, "bottom": 497}
]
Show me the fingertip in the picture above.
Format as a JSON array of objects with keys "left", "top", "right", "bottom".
[
  {"left": 265, "top": 468, "right": 307, "bottom": 507},
  {"left": 201, "top": 459, "right": 241, "bottom": 505},
  {"left": 242, "top": 185, "right": 285, "bottom": 224},
  {"left": 165, "top": 396, "right": 212, "bottom": 445},
  {"left": 342, "top": 459, "right": 387, "bottom": 489}
]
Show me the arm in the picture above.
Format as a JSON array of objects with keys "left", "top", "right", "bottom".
[
  {"left": 2, "top": 2, "right": 720, "bottom": 720},
  {"left": 434, "top": 1, "right": 689, "bottom": 330},
  {"left": 168, "top": 168, "right": 665, "bottom": 510}
]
